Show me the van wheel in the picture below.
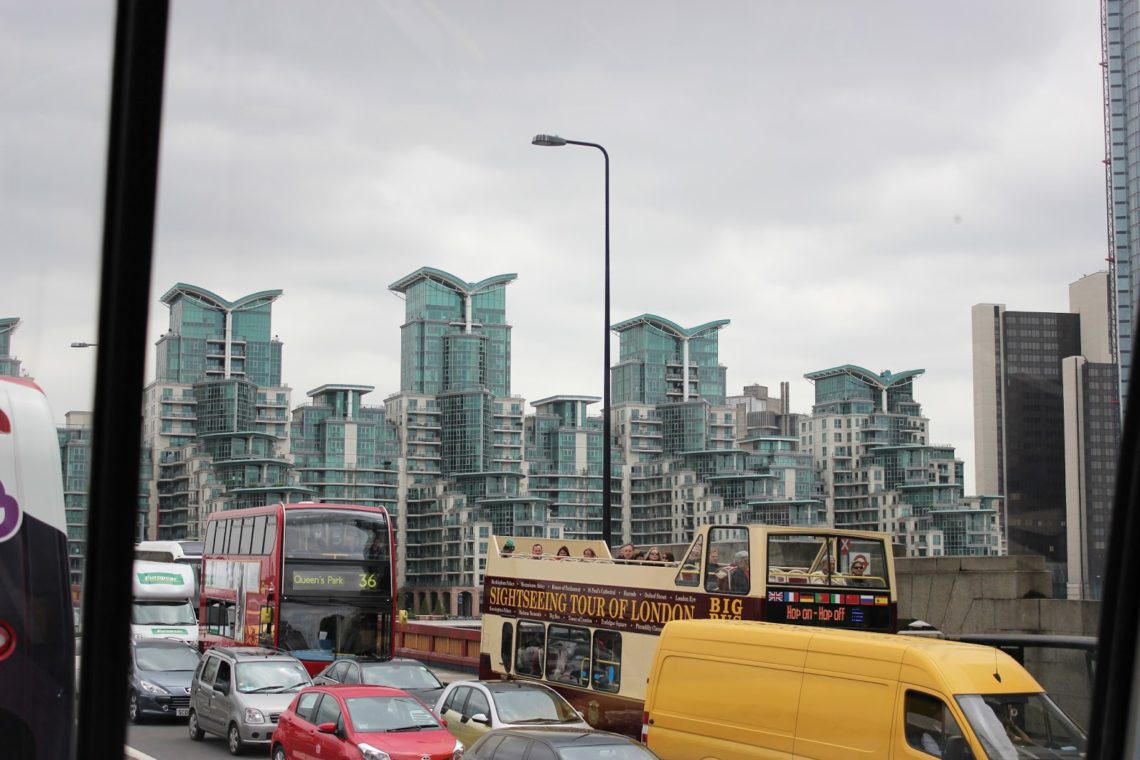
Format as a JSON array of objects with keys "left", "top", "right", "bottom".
[
  {"left": 227, "top": 722, "right": 245, "bottom": 755},
  {"left": 272, "top": 745, "right": 287, "bottom": 760},
  {"left": 187, "top": 710, "right": 204, "bottom": 740}
]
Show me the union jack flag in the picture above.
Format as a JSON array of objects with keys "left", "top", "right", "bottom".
[{"left": 768, "top": 591, "right": 784, "bottom": 602}]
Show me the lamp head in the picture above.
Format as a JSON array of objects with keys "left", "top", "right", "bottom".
[{"left": 532, "top": 134, "right": 567, "bottom": 147}]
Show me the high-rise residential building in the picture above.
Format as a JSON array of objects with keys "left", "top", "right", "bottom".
[
  {"left": 1103, "top": 0, "right": 1137, "bottom": 402},
  {"left": 525, "top": 395, "right": 605, "bottom": 539},
  {"left": 608, "top": 315, "right": 825, "bottom": 548},
  {"left": 972, "top": 272, "right": 1120, "bottom": 597},
  {"left": 290, "top": 384, "right": 400, "bottom": 510},
  {"left": 805, "top": 365, "right": 1002, "bottom": 557},
  {"left": 142, "top": 284, "right": 307, "bottom": 539},
  {"left": 0, "top": 318, "right": 23, "bottom": 378},
  {"left": 385, "top": 268, "right": 541, "bottom": 616},
  {"left": 57, "top": 412, "right": 93, "bottom": 591},
  {"left": 612, "top": 315, "right": 729, "bottom": 406}
]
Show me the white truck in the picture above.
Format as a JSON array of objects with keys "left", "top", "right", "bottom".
[{"left": 131, "top": 560, "right": 198, "bottom": 644}]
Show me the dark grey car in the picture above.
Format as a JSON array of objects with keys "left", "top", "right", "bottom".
[
  {"left": 312, "top": 656, "right": 447, "bottom": 705},
  {"left": 128, "top": 638, "right": 201, "bottom": 723}
]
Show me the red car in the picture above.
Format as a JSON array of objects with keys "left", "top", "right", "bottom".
[{"left": 271, "top": 684, "right": 463, "bottom": 760}]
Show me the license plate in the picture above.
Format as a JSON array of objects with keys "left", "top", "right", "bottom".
[{"left": 176, "top": 708, "right": 189, "bottom": 717}]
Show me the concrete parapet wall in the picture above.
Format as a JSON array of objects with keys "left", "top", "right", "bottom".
[{"left": 896, "top": 555, "right": 1097, "bottom": 636}]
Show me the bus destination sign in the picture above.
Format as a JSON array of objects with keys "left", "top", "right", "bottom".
[{"left": 285, "top": 565, "right": 388, "bottom": 595}]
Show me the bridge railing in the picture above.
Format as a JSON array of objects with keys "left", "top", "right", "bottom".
[{"left": 395, "top": 620, "right": 480, "bottom": 672}]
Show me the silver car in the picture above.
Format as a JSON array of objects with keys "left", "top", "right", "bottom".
[{"left": 188, "top": 646, "right": 312, "bottom": 755}]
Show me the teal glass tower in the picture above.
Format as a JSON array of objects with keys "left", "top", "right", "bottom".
[
  {"left": 386, "top": 268, "right": 539, "bottom": 614},
  {"left": 611, "top": 315, "right": 729, "bottom": 406},
  {"left": 804, "top": 365, "right": 1000, "bottom": 556},
  {"left": 290, "top": 384, "right": 400, "bottom": 510},
  {"left": 144, "top": 284, "right": 307, "bottom": 540}
]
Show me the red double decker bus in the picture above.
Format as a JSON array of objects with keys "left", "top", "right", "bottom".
[{"left": 199, "top": 502, "right": 396, "bottom": 674}]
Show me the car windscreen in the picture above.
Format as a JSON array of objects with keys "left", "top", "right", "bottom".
[
  {"left": 345, "top": 696, "right": 441, "bottom": 732},
  {"left": 957, "top": 693, "right": 1087, "bottom": 759},
  {"left": 361, "top": 662, "right": 443, "bottom": 689},
  {"left": 131, "top": 600, "right": 197, "bottom": 625},
  {"left": 234, "top": 661, "right": 311, "bottom": 694},
  {"left": 134, "top": 645, "right": 201, "bottom": 672},
  {"left": 491, "top": 687, "right": 581, "bottom": 724}
]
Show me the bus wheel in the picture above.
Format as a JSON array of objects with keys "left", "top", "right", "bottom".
[
  {"left": 187, "top": 710, "right": 204, "bottom": 741},
  {"left": 228, "top": 722, "right": 245, "bottom": 755}
]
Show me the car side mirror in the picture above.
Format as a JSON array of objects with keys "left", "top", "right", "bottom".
[
  {"left": 317, "top": 721, "right": 337, "bottom": 734},
  {"left": 471, "top": 713, "right": 490, "bottom": 725},
  {"left": 216, "top": 682, "right": 230, "bottom": 696}
]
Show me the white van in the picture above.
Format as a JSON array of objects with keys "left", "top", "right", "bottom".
[{"left": 131, "top": 560, "right": 198, "bottom": 644}]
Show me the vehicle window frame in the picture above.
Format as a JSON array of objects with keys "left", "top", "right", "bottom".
[
  {"left": 343, "top": 662, "right": 361, "bottom": 684},
  {"left": 903, "top": 689, "right": 965, "bottom": 758},
  {"left": 199, "top": 655, "right": 219, "bottom": 686},
  {"left": 591, "top": 630, "right": 622, "bottom": 693},
  {"left": 515, "top": 620, "right": 546, "bottom": 678},
  {"left": 525, "top": 740, "right": 558, "bottom": 760},
  {"left": 214, "top": 660, "right": 232, "bottom": 692},
  {"left": 465, "top": 687, "right": 491, "bottom": 720},
  {"left": 444, "top": 685, "right": 471, "bottom": 715},
  {"left": 492, "top": 735, "right": 531, "bottom": 760},
  {"left": 294, "top": 691, "right": 321, "bottom": 724},
  {"left": 313, "top": 692, "right": 343, "bottom": 726}
]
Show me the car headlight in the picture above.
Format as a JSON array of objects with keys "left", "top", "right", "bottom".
[
  {"left": 357, "top": 743, "right": 392, "bottom": 760},
  {"left": 452, "top": 738, "right": 464, "bottom": 759},
  {"left": 244, "top": 708, "right": 266, "bottom": 724},
  {"left": 137, "top": 679, "right": 168, "bottom": 695}
]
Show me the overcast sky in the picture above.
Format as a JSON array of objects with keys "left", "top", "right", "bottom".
[{"left": 1, "top": 1, "right": 1106, "bottom": 493}]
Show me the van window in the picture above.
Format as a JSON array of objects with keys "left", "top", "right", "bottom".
[
  {"left": 592, "top": 631, "right": 621, "bottom": 693},
  {"left": 545, "top": 624, "right": 591, "bottom": 687},
  {"left": 905, "top": 691, "right": 966, "bottom": 758},
  {"left": 515, "top": 621, "right": 545, "bottom": 678}
]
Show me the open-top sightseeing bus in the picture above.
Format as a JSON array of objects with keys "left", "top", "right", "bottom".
[
  {"left": 479, "top": 524, "right": 896, "bottom": 738},
  {"left": 199, "top": 501, "right": 396, "bottom": 675}
]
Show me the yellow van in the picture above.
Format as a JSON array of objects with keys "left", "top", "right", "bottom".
[{"left": 642, "top": 620, "right": 1086, "bottom": 759}]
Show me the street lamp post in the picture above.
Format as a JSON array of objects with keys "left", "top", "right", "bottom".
[{"left": 532, "top": 133, "right": 613, "bottom": 548}]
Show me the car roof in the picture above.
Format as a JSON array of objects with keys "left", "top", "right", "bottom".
[
  {"left": 303, "top": 684, "right": 414, "bottom": 698},
  {"left": 334, "top": 656, "right": 427, "bottom": 666},
  {"left": 208, "top": 646, "right": 300, "bottom": 661},
  {"left": 484, "top": 727, "right": 637, "bottom": 747}
]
